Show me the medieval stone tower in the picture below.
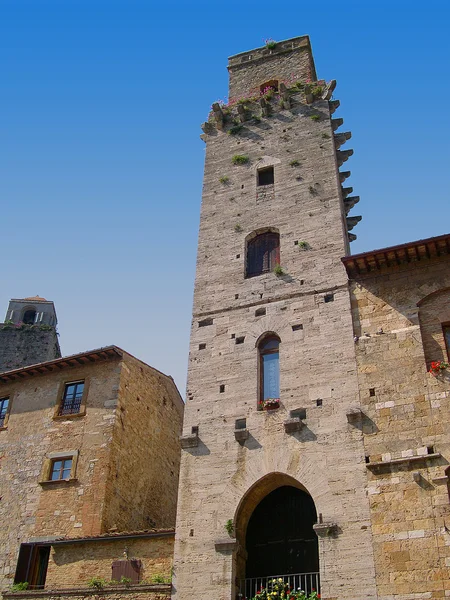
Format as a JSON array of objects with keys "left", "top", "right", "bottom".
[
  {"left": 0, "top": 296, "right": 61, "bottom": 373},
  {"left": 173, "top": 36, "right": 377, "bottom": 600}
]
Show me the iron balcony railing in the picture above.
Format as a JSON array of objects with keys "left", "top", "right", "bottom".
[{"left": 239, "top": 572, "right": 320, "bottom": 600}]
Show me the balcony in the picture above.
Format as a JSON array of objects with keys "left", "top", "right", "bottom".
[{"left": 239, "top": 572, "right": 320, "bottom": 599}]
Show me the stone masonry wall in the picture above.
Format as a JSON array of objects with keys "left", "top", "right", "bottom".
[
  {"left": 173, "top": 42, "right": 377, "bottom": 600},
  {"left": 2, "top": 586, "right": 170, "bottom": 600},
  {"left": 102, "top": 355, "right": 184, "bottom": 531},
  {"left": 350, "top": 255, "right": 450, "bottom": 599},
  {"left": 45, "top": 535, "right": 173, "bottom": 588},
  {"left": 228, "top": 36, "right": 316, "bottom": 100},
  {"left": 0, "top": 359, "right": 122, "bottom": 590},
  {"left": 0, "top": 327, "right": 61, "bottom": 373}
]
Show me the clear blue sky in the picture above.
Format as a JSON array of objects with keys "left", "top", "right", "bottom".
[{"left": 1, "top": 0, "right": 449, "bottom": 395}]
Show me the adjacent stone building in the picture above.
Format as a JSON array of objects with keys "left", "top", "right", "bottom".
[
  {"left": 0, "top": 297, "right": 61, "bottom": 373},
  {"left": 172, "top": 36, "right": 450, "bottom": 600},
  {"left": 0, "top": 337, "right": 184, "bottom": 597}
]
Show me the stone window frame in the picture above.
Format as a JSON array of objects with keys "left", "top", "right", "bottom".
[
  {"left": 0, "top": 392, "right": 14, "bottom": 430},
  {"left": 245, "top": 227, "right": 280, "bottom": 278},
  {"left": 39, "top": 450, "right": 79, "bottom": 486},
  {"left": 256, "top": 332, "right": 281, "bottom": 409},
  {"left": 53, "top": 378, "right": 90, "bottom": 420}
]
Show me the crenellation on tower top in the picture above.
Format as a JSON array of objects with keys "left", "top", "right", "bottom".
[{"left": 227, "top": 36, "right": 317, "bottom": 100}]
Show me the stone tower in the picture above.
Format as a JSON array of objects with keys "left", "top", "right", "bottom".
[
  {"left": 0, "top": 296, "right": 61, "bottom": 372},
  {"left": 173, "top": 37, "right": 375, "bottom": 600}
]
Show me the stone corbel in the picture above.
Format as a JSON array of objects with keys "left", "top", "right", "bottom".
[
  {"left": 234, "top": 428, "right": 249, "bottom": 443},
  {"left": 304, "top": 84, "right": 313, "bottom": 104},
  {"left": 334, "top": 132, "right": 352, "bottom": 149},
  {"left": 313, "top": 522, "right": 338, "bottom": 537},
  {"left": 284, "top": 417, "right": 304, "bottom": 433},
  {"left": 279, "top": 83, "right": 291, "bottom": 108},
  {"left": 180, "top": 431, "right": 199, "bottom": 449},
  {"left": 331, "top": 117, "right": 343, "bottom": 131},
  {"left": 346, "top": 216, "right": 362, "bottom": 231},
  {"left": 211, "top": 102, "right": 224, "bottom": 130},
  {"left": 259, "top": 97, "right": 270, "bottom": 116},
  {"left": 237, "top": 104, "right": 247, "bottom": 123},
  {"left": 322, "top": 80, "right": 336, "bottom": 100},
  {"left": 329, "top": 100, "right": 340, "bottom": 114},
  {"left": 346, "top": 407, "right": 363, "bottom": 424},
  {"left": 336, "top": 149, "right": 354, "bottom": 167},
  {"left": 215, "top": 538, "right": 238, "bottom": 553}
]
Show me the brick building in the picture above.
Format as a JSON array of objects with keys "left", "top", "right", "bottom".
[
  {"left": 172, "top": 36, "right": 450, "bottom": 600},
  {"left": 0, "top": 301, "right": 184, "bottom": 597}
]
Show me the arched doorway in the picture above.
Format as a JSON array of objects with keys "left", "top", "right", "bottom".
[
  {"left": 246, "top": 486, "right": 318, "bottom": 577},
  {"left": 235, "top": 475, "right": 320, "bottom": 598}
]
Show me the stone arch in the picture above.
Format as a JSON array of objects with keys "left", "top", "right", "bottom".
[
  {"left": 417, "top": 287, "right": 450, "bottom": 365},
  {"left": 234, "top": 473, "right": 319, "bottom": 588},
  {"left": 21, "top": 306, "right": 37, "bottom": 325}
]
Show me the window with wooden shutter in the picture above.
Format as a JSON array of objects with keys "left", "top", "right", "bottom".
[
  {"left": 111, "top": 559, "right": 142, "bottom": 583},
  {"left": 246, "top": 232, "right": 280, "bottom": 277}
]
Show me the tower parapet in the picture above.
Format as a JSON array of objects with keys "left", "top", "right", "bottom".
[{"left": 0, "top": 296, "right": 61, "bottom": 372}]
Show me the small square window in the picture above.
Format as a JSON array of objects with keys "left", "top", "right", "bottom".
[
  {"left": 59, "top": 381, "right": 84, "bottom": 416},
  {"left": 257, "top": 167, "right": 274, "bottom": 186},
  {"left": 0, "top": 397, "right": 10, "bottom": 427},
  {"left": 50, "top": 458, "right": 73, "bottom": 481}
]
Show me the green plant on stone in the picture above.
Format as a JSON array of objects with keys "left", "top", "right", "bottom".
[
  {"left": 264, "top": 38, "right": 277, "bottom": 50},
  {"left": 152, "top": 574, "right": 171, "bottom": 584},
  {"left": 120, "top": 576, "right": 132, "bottom": 586},
  {"left": 228, "top": 125, "right": 243, "bottom": 136},
  {"left": 87, "top": 577, "right": 108, "bottom": 590},
  {"left": 310, "top": 114, "right": 320, "bottom": 121},
  {"left": 311, "top": 84, "right": 324, "bottom": 97},
  {"left": 322, "top": 133, "right": 331, "bottom": 139},
  {"left": 252, "top": 115, "right": 261, "bottom": 123},
  {"left": 225, "top": 519, "right": 234, "bottom": 536},
  {"left": 298, "top": 241, "right": 310, "bottom": 250},
  {"left": 219, "top": 176, "right": 230, "bottom": 184},
  {"left": 234, "top": 224, "right": 243, "bottom": 233},
  {"left": 10, "top": 583, "right": 29, "bottom": 592},
  {"left": 289, "top": 159, "right": 300, "bottom": 167},
  {"left": 273, "top": 264, "right": 285, "bottom": 276},
  {"left": 232, "top": 154, "right": 249, "bottom": 165}
]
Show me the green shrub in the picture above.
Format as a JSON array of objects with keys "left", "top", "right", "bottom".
[
  {"left": 232, "top": 154, "right": 249, "bottom": 165},
  {"left": 87, "top": 577, "right": 108, "bottom": 589}
]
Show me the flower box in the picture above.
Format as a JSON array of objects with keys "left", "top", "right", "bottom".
[{"left": 260, "top": 398, "right": 280, "bottom": 410}]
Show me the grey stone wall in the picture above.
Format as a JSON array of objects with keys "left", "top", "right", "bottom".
[
  {"left": 0, "top": 327, "right": 61, "bottom": 373},
  {"left": 173, "top": 40, "right": 376, "bottom": 600}
]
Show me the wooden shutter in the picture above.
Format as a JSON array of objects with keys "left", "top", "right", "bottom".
[
  {"left": 14, "top": 544, "right": 34, "bottom": 584},
  {"left": 112, "top": 559, "right": 141, "bottom": 583},
  {"left": 247, "top": 233, "right": 280, "bottom": 277}
]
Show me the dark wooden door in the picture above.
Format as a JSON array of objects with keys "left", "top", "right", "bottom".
[{"left": 245, "top": 486, "right": 319, "bottom": 578}]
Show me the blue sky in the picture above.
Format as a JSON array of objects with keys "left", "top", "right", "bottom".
[{"left": 1, "top": 0, "right": 449, "bottom": 394}]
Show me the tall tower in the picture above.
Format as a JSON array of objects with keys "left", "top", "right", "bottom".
[
  {"left": 0, "top": 296, "right": 61, "bottom": 372},
  {"left": 173, "top": 37, "right": 375, "bottom": 600}
]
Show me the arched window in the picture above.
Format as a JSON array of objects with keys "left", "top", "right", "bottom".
[
  {"left": 22, "top": 309, "right": 36, "bottom": 325},
  {"left": 258, "top": 334, "right": 280, "bottom": 408},
  {"left": 246, "top": 231, "right": 280, "bottom": 277},
  {"left": 260, "top": 79, "right": 279, "bottom": 94}
]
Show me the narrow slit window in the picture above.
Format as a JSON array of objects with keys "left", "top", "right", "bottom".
[
  {"left": 258, "top": 335, "right": 280, "bottom": 406},
  {"left": 257, "top": 167, "right": 274, "bottom": 186}
]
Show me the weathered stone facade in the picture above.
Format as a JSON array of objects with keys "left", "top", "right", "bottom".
[
  {"left": 0, "top": 346, "right": 183, "bottom": 593},
  {"left": 173, "top": 36, "right": 450, "bottom": 600},
  {"left": 344, "top": 238, "right": 450, "bottom": 599},
  {"left": 173, "top": 36, "right": 376, "bottom": 600}
]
